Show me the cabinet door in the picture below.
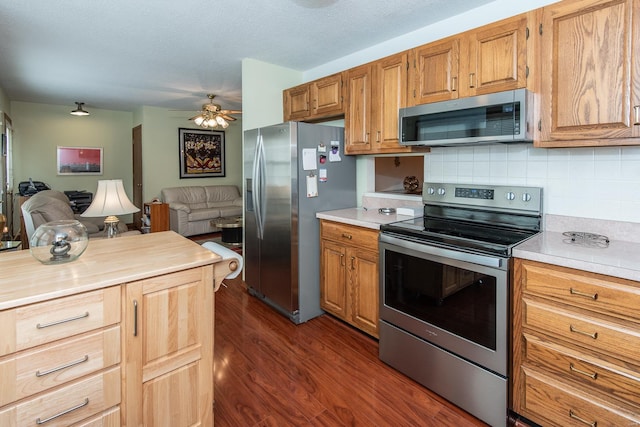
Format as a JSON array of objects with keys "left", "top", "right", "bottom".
[
  {"left": 371, "top": 52, "right": 411, "bottom": 152},
  {"left": 283, "top": 84, "right": 311, "bottom": 121},
  {"left": 320, "top": 240, "right": 348, "bottom": 318},
  {"left": 462, "top": 14, "right": 528, "bottom": 97},
  {"left": 538, "top": 0, "right": 640, "bottom": 146},
  {"left": 122, "top": 267, "right": 214, "bottom": 427},
  {"left": 409, "top": 37, "right": 460, "bottom": 105},
  {"left": 345, "top": 63, "right": 373, "bottom": 154},
  {"left": 349, "top": 247, "right": 379, "bottom": 338},
  {"left": 311, "top": 73, "right": 343, "bottom": 117}
]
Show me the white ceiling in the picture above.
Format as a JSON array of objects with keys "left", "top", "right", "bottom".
[{"left": 0, "top": 0, "right": 495, "bottom": 114}]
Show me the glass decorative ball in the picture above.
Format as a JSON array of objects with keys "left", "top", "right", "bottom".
[{"left": 30, "top": 220, "right": 89, "bottom": 265}]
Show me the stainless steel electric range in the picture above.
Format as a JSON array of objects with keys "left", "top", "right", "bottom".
[{"left": 378, "top": 182, "right": 542, "bottom": 427}]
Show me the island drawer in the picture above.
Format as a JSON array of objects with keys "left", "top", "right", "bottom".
[
  {"left": 0, "top": 366, "right": 120, "bottom": 427},
  {"left": 0, "top": 326, "right": 120, "bottom": 406},
  {"left": 0, "top": 287, "right": 121, "bottom": 357}
]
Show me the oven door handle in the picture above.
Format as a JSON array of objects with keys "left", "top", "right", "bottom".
[{"left": 380, "top": 233, "right": 506, "bottom": 269}]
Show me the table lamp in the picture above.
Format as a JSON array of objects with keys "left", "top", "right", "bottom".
[{"left": 81, "top": 179, "right": 140, "bottom": 238}]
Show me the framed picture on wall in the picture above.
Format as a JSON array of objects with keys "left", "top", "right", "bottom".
[
  {"left": 57, "top": 146, "right": 103, "bottom": 175},
  {"left": 178, "top": 128, "right": 225, "bottom": 178}
]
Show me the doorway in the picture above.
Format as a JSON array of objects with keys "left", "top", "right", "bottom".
[
  {"left": 1, "top": 113, "right": 14, "bottom": 238},
  {"left": 132, "top": 125, "right": 142, "bottom": 229}
]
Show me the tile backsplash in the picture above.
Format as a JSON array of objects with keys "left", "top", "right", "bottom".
[{"left": 423, "top": 143, "right": 640, "bottom": 223}]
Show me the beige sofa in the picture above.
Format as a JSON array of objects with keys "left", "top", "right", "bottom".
[{"left": 160, "top": 185, "right": 242, "bottom": 237}]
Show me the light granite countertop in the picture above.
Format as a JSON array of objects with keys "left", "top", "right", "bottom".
[
  {"left": 316, "top": 207, "right": 416, "bottom": 230},
  {"left": 513, "top": 215, "right": 640, "bottom": 282}
]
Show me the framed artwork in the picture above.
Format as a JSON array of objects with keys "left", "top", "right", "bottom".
[
  {"left": 178, "top": 128, "right": 225, "bottom": 178},
  {"left": 57, "top": 146, "right": 103, "bottom": 175}
]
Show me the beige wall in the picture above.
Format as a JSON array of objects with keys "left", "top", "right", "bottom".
[
  {"left": 9, "top": 101, "right": 243, "bottom": 225},
  {"left": 136, "top": 106, "right": 243, "bottom": 201}
]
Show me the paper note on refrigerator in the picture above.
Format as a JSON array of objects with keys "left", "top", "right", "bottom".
[
  {"left": 306, "top": 174, "right": 318, "bottom": 197},
  {"left": 302, "top": 148, "right": 317, "bottom": 170}
]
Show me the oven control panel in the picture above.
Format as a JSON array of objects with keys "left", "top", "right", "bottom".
[{"left": 423, "top": 182, "right": 542, "bottom": 214}]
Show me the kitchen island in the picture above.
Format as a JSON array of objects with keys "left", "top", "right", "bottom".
[{"left": 0, "top": 231, "right": 231, "bottom": 426}]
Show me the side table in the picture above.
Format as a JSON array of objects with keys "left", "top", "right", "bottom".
[
  {"left": 0, "top": 241, "right": 22, "bottom": 252},
  {"left": 211, "top": 216, "right": 242, "bottom": 245}
]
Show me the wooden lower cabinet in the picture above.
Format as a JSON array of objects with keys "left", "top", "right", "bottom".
[
  {"left": 512, "top": 258, "right": 640, "bottom": 426},
  {"left": 122, "top": 266, "right": 214, "bottom": 427},
  {"left": 320, "top": 220, "right": 379, "bottom": 338}
]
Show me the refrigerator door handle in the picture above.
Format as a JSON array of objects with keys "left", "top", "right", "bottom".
[{"left": 253, "top": 133, "right": 265, "bottom": 240}]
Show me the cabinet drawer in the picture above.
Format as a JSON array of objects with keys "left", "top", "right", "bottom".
[
  {"left": 0, "top": 366, "right": 121, "bottom": 427},
  {"left": 0, "top": 287, "right": 121, "bottom": 356},
  {"left": 523, "top": 298, "right": 640, "bottom": 366},
  {"left": 320, "top": 221, "right": 378, "bottom": 251},
  {"left": 0, "top": 326, "right": 120, "bottom": 406},
  {"left": 521, "top": 260, "right": 640, "bottom": 322},
  {"left": 71, "top": 406, "right": 120, "bottom": 427},
  {"left": 521, "top": 367, "right": 640, "bottom": 426},
  {"left": 523, "top": 333, "right": 640, "bottom": 409}
]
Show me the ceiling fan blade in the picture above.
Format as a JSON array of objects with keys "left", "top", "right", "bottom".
[
  {"left": 188, "top": 114, "right": 202, "bottom": 121},
  {"left": 220, "top": 114, "right": 237, "bottom": 121},
  {"left": 219, "top": 109, "right": 242, "bottom": 115}
]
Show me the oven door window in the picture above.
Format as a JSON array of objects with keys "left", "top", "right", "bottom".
[{"left": 384, "top": 250, "right": 496, "bottom": 351}]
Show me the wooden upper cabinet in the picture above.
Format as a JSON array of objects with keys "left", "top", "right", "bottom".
[
  {"left": 537, "top": 0, "right": 640, "bottom": 147},
  {"left": 283, "top": 72, "right": 344, "bottom": 122},
  {"left": 346, "top": 52, "right": 417, "bottom": 154},
  {"left": 463, "top": 14, "right": 529, "bottom": 97},
  {"left": 409, "top": 37, "right": 460, "bottom": 105},
  {"left": 283, "top": 84, "right": 311, "bottom": 121},
  {"left": 345, "top": 63, "right": 373, "bottom": 154},
  {"left": 408, "top": 13, "right": 530, "bottom": 106}
]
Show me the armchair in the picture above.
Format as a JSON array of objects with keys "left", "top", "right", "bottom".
[{"left": 21, "top": 190, "right": 138, "bottom": 243}]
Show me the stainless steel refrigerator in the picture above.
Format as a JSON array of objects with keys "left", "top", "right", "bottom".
[{"left": 243, "top": 122, "right": 356, "bottom": 324}]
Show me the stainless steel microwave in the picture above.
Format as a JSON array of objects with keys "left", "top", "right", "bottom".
[{"left": 399, "top": 89, "right": 533, "bottom": 147}]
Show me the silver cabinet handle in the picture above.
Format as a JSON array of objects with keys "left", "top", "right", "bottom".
[
  {"left": 36, "top": 355, "right": 89, "bottom": 377},
  {"left": 570, "top": 324, "right": 598, "bottom": 339},
  {"left": 36, "top": 398, "right": 89, "bottom": 424},
  {"left": 36, "top": 312, "right": 89, "bottom": 329},
  {"left": 634, "top": 105, "right": 640, "bottom": 125},
  {"left": 451, "top": 76, "right": 457, "bottom": 92},
  {"left": 569, "top": 288, "right": 598, "bottom": 300},
  {"left": 469, "top": 73, "right": 476, "bottom": 88},
  {"left": 133, "top": 300, "right": 138, "bottom": 337},
  {"left": 569, "top": 409, "right": 597, "bottom": 427},
  {"left": 569, "top": 363, "right": 597, "bottom": 380}
]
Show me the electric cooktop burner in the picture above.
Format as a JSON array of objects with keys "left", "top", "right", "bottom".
[{"left": 380, "top": 182, "right": 543, "bottom": 257}]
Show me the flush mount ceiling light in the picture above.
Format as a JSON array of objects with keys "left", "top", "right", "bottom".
[
  {"left": 70, "top": 102, "right": 90, "bottom": 116},
  {"left": 189, "top": 94, "right": 241, "bottom": 129}
]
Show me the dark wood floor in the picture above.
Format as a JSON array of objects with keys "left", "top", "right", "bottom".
[{"left": 213, "top": 278, "right": 488, "bottom": 426}]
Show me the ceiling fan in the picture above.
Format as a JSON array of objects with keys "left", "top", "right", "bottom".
[{"left": 189, "top": 94, "right": 241, "bottom": 129}]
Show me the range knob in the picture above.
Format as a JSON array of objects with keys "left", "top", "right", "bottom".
[
  {"left": 522, "top": 193, "right": 532, "bottom": 202},
  {"left": 426, "top": 187, "right": 435, "bottom": 195},
  {"left": 437, "top": 187, "right": 446, "bottom": 196},
  {"left": 505, "top": 191, "right": 516, "bottom": 201}
]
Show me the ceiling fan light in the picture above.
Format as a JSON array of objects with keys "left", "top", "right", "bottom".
[
  {"left": 221, "top": 119, "right": 229, "bottom": 129},
  {"left": 215, "top": 116, "right": 226, "bottom": 126},
  {"left": 70, "top": 102, "right": 90, "bottom": 116},
  {"left": 194, "top": 116, "right": 204, "bottom": 126},
  {"left": 206, "top": 118, "right": 218, "bottom": 128}
]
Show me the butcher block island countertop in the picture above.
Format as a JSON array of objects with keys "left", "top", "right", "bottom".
[
  {"left": 0, "top": 230, "right": 228, "bottom": 426},
  {"left": 0, "top": 230, "right": 227, "bottom": 310}
]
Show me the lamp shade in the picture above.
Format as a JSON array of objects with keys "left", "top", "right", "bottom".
[{"left": 81, "top": 179, "right": 140, "bottom": 217}]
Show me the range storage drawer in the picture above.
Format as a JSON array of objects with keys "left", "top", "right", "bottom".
[
  {"left": 521, "top": 260, "right": 640, "bottom": 322},
  {"left": 521, "top": 367, "right": 640, "bottom": 426},
  {"left": 0, "top": 287, "right": 121, "bottom": 356},
  {"left": 523, "top": 333, "right": 640, "bottom": 409},
  {"left": 523, "top": 298, "right": 640, "bottom": 365}
]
